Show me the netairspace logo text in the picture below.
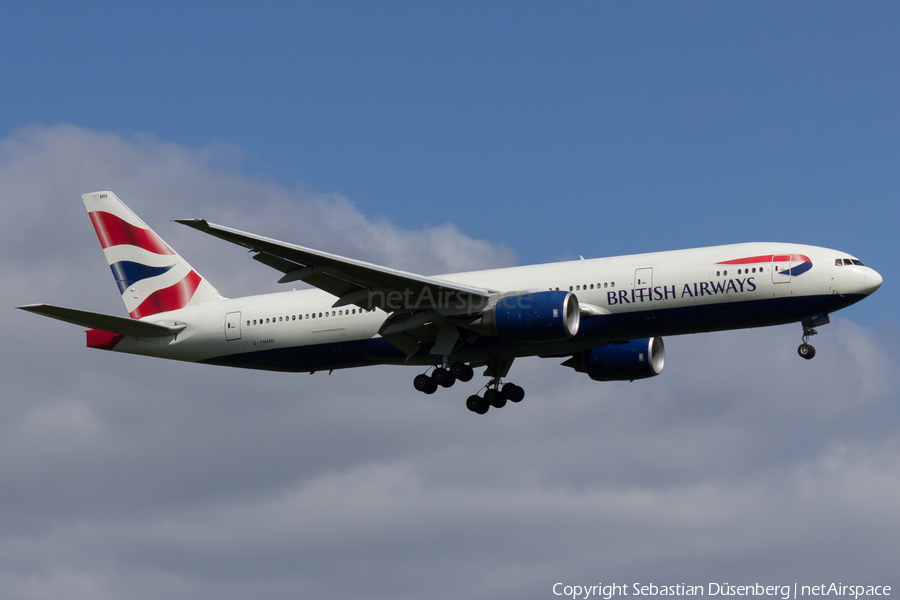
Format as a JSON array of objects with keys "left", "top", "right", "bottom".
[{"left": 551, "top": 583, "right": 892, "bottom": 600}]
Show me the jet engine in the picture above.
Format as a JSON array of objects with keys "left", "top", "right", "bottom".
[
  {"left": 481, "top": 290, "right": 580, "bottom": 343},
  {"left": 563, "top": 337, "right": 665, "bottom": 381}
]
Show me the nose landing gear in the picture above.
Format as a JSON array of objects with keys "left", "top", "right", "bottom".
[
  {"left": 797, "top": 313, "right": 829, "bottom": 360},
  {"left": 798, "top": 340, "right": 816, "bottom": 360}
]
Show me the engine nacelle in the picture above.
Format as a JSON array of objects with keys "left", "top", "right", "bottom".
[
  {"left": 482, "top": 290, "right": 580, "bottom": 343},
  {"left": 564, "top": 337, "right": 665, "bottom": 381}
]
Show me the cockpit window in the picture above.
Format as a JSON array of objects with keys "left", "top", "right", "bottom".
[{"left": 837, "top": 257, "right": 866, "bottom": 267}]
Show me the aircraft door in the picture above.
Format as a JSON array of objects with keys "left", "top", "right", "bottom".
[
  {"left": 225, "top": 311, "right": 241, "bottom": 340},
  {"left": 772, "top": 255, "right": 792, "bottom": 284},
  {"left": 634, "top": 268, "right": 652, "bottom": 288}
]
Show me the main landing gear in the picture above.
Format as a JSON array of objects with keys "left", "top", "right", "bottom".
[
  {"left": 412, "top": 362, "right": 525, "bottom": 414},
  {"left": 465, "top": 381, "right": 525, "bottom": 415},
  {"left": 413, "top": 362, "right": 474, "bottom": 395}
]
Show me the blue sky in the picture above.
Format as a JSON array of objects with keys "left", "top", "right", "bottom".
[
  {"left": 1, "top": 3, "right": 898, "bottom": 599},
  {"left": 3, "top": 3, "right": 896, "bottom": 290}
]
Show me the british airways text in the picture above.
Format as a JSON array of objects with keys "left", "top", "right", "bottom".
[{"left": 607, "top": 277, "right": 757, "bottom": 306}]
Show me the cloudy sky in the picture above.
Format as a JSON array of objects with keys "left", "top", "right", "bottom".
[{"left": 1, "top": 3, "right": 898, "bottom": 599}]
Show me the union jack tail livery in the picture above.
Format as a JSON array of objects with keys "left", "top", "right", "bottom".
[{"left": 82, "top": 191, "right": 224, "bottom": 318}]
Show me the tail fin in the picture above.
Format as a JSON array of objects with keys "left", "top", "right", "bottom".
[{"left": 82, "top": 191, "right": 225, "bottom": 319}]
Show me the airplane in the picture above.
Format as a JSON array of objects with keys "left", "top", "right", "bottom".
[{"left": 18, "top": 191, "right": 883, "bottom": 414}]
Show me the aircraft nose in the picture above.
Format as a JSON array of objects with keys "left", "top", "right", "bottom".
[{"left": 866, "top": 269, "right": 883, "bottom": 294}]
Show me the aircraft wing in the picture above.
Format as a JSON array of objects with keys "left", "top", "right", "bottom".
[
  {"left": 17, "top": 304, "right": 186, "bottom": 337},
  {"left": 175, "top": 219, "right": 494, "bottom": 313}
]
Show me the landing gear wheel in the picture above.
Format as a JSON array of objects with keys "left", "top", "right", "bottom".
[
  {"left": 433, "top": 367, "right": 455, "bottom": 388},
  {"left": 413, "top": 373, "right": 438, "bottom": 394},
  {"left": 485, "top": 388, "right": 506, "bottom": 409},
  {"left": 450, "top": 362, "right": 474, "bottom": 382},
  {"left": 466, "top": 395, "right": 489, "bottom": 414},
  {"left": 798, "top": 317, "right": 824, "bottom": 361},
  {"left": 502, "top": 383, "right": 525, "bottom": 403}
]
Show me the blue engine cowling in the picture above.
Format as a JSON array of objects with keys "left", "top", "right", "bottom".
[
  {"left": 482, "top": 290, "right": 580, "bottom": 343},
  {"left": 563, "top": 337, "right": 665, "bottom": 381}
]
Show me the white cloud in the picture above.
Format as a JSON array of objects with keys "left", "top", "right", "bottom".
[{"left": 1, "top": 125, "right": 898, "bottom": 599}]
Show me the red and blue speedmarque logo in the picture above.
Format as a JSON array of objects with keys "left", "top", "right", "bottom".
[{"left": 717, "top": 254, "right": 813, "bottom": 277}]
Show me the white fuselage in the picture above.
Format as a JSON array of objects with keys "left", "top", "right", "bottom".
[{"left": 108, "top": 242, "right": 880, "bottom": 372}]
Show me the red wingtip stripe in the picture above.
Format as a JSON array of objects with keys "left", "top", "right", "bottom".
[
  {"left": 89, "top": 211, "right": 174, "bottom": 255},
  {"left": 129, "top": 270, "right": 203, "bottom": 319}
]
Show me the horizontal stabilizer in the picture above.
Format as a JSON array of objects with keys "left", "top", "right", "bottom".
[{"left": 17, "top": 304, "right": 185, "bottom": 337}]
